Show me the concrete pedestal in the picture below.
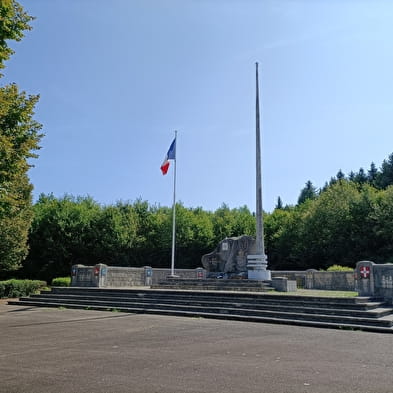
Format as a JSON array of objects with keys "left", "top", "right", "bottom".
[{"left": 247, "top": 254, "right": 271, "bottom": 281}]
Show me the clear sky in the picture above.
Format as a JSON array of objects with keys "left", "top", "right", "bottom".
[{"left": 4, "top": 0, "right": 393, "bottom": 212}]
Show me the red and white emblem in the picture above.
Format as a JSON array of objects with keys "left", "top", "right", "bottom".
[{"left": 359, "top": 266, "right": 371, "bottom": 279}]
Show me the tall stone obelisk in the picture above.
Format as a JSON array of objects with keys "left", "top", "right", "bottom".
[{"left": 247, "top": 62, "right": 271, "bottom": 281}]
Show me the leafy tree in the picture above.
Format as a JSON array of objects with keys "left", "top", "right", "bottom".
[
  {"left": 370, "top": 186, "right": 393, "bottom": 262},
  {"left": 0, "top": 3, "right": 42, "bottom": 275},
  {"left": 22, "top": 195, "right": 101, "bottom": 280},
  {"left": 212, "top": 203, "right": 236, "bottom": 243},
  {"left": 264, "top": 206, "right": 300, "bottom": 269},
  {"left": 0, "top": 0, "right": 33, "bottom": 75}
]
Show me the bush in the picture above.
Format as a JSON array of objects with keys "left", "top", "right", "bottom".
[
  {"left": 326, "top": 265, "right": 354, "bottom": 272},
  {"left": 0, "top": 279, "right": 47, "bottom": 298},
  {"left": 51, "top": 277, "right": 71, "bottom": 287}
]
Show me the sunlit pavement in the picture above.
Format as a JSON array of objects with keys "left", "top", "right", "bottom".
[{"left": 1, "top": 303, "right": 392, "bottom": 393}]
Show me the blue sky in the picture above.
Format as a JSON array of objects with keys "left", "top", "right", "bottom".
[{"left": 4, "top": 0, "right": 393, "bottom": 212}]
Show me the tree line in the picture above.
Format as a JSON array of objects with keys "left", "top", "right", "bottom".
[
  {"left": 16, "top": 196, "right": 255, "bottom": 281},
  {"left": 4, "top": 171, "right": 393, "bottom": 282}
]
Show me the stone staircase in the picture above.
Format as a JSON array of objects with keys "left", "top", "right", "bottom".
[
  {"left": 151, "top": 278, "right": 274, "bottom": 292},
  {"left": 8, "top": 287, "right": 393, "bottom": 333}
]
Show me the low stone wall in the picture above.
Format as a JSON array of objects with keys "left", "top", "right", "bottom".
[
  {"left": 356, "top": 261, "right": 393, "bottom": 303},
  {"left": 272, "top": 270, "right": 355, "bottom": 291},
  {"left": 71, "top": 264, "right": 206, "bottom": 288},
  {"left": 105, "top": 267, "right": 145, "bottom": 287},
  {"left": 305, "top": 271, "right": 355, "bottom": 291}
]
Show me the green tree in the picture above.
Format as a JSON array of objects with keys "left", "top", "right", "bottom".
[
  {"left": 0, "top": 2, "right": 42, "bottom": 274},
  {"left": 336, "top": 169, "right": 345, "bottom": 181},
  {"left": 294, "top": 181, "right": 377, "bottom": 269},
  {"left": 376, "top": 153, "right": 393, "bottom": 189},
  {"left": 354, "top": 168, "right": 367, "bottom": 185},
  {"left": 370, "top": 186, "right": 393, "bottom": 262},
  {"left": 23, "top": 195, "right": 101, "bottom": 280},
  {"left": 0, "top": 0, "right": 33, "bottom": 75},
  {"left": 275, "top": 196, "right": 283, "bottom": 209},
  {"left": 367, "top": 162, "right": 378, "bottom": 186},
  {"left": 297, "top": 180, "right": 317, "bottom": 205},
  {"left": 264, "top": 206, "right": 300, "bottom": 269},
  {"left": 212, "top": 203, "right": 236, "bottom": 243}
]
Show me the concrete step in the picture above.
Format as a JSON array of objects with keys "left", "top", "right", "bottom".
[
  {"left": 43, "top": 288, "right": 384, "bottom": 310},
  {"left": 7, "top": 298, "right": 393, "bottom": 333},
  {"left": 152, "top": 278, "right": 275, "bottom": 292},
  {"left": 21, "top": 293, "right": 393, "bottom": 318},
  {"left": 8, "top": 287, "right": 393, "bottom": 331},
  {"left": 10, "top": 297, "right": 393, "bottom": 327}
]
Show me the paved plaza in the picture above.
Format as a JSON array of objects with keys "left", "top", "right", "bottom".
[{"left": 0, "top": 301, "right": 392, "bottom": 393}]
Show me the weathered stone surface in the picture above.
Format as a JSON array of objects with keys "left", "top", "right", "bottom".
[
  {"left": 356, "top": 261, "right": 393, "bottom": 303},
  {"left": 70, "top": 265, "right": 206, "bottom": 287},
  {"left": 201, "top": 235, "right": 256, "bottom": 276}
]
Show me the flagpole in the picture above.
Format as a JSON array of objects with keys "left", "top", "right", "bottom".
[
  {"left": 247, "top": 62, "right": 271, "bottom": 280},
  {"left": 170, "top": 130, "right": 177, "bottom": 277},
  {"left": 255, "top": 62, "right": 265, "bottom": 258}
]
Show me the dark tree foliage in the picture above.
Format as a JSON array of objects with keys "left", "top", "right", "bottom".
[
  {"left": 368, "top": 162, "right": 378, "bottom": 186},
  {"left": 353, "top": 168, "right": 367, "bottom": 185},
  {"left": 336, "top": 169, "right": 345, "bottom": 180},
  {"left": 275, "top": 196, "right": 283, "bottom": 209},
  {"left": 376, "top": 153, "right": 393, "bottom": 189},
  {"left": 297, "top": 180, "right": 317, "bottom": 205},
  {"left": 19, "top": 197, "right": 258, "bottom": 281}
]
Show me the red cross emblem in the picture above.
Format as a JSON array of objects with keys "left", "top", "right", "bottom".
[{"left": 359, "top": 266, "right": 370, "bottom": 279}]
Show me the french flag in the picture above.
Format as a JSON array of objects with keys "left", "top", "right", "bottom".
[{"left": 160, "top": 137, "right": 176, "bottom": 175}]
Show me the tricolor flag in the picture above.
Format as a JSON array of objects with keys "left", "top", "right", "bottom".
[{"left": 160, "top": 138, "right": 176, "bottom": 175}]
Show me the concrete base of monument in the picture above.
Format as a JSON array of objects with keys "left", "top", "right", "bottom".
[
  {"left": 248, "top": 269, "right": 271, "bottom": 281},
  {"left": 247, "top": 254, "right": 271, "bottom": 281}
]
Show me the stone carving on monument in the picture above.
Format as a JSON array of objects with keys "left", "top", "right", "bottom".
[{"left": 201, "top": 235, "right": 256, "bottom": 278}]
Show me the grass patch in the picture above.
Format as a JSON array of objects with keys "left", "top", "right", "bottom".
[
  {"left": 51, "top": 277, "right": 71, "bottom": 287},
  {"left": 270, "top": 289, "right": 358, "bottom": 298}
]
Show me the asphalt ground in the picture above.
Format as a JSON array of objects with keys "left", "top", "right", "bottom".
[{"left": 1, "top": 302, "right": 392, "bottom": 393}]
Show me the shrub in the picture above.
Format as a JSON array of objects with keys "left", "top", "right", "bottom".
[
  {"left": 51, "top": 277, "right": 71, "bottom": 287},
  {"left": 0, "top": 279, "right": 47, "bottom": 298},
  {"left": 326, "top": 265, "right": 354, "bottom": 272}
]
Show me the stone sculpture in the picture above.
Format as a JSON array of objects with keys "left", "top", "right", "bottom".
[{"left": 201, "top": 235, "right": 256, "bottom": 277}]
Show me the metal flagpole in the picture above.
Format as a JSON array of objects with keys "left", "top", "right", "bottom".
[
  {"left": 170, "top": 130, "right": 177, "bottom": 277},
  {"left": 247, "top": 62, "right": 271, "bottom": 280},
  {"left": 255, "top": 62, "right": 265, "bottom": 257}
]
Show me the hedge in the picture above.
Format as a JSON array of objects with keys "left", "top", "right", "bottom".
[{"left": 0, "top": 279, "right": 47, "bottom": 298}]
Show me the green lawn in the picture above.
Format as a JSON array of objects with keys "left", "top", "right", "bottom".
[{"left": 270, "top": 289, "right": 358, "bottom": 298}]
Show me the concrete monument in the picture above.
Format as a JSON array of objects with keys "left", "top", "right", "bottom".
[{"left": 201, "top": 235, "right": 256, "bottom": 278}]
